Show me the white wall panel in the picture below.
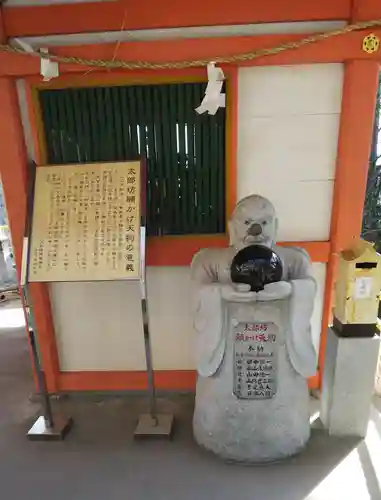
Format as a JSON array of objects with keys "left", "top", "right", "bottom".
[
  {"left": 145, "top": 267, "right": 194, "bottom": 370},
  {"left": 238, "top": 179, "right": 333, "bottom": 242},
  {"left": 237, "top": 63, "right": 343, "bottom": 242},
  {"left": 50, "top": 267, "right": 194, "bottom": 371},
  {"left": 238, "top": 64, "right": 343, "bottom": 119},
  {"left": 238, "top": 114, "right": 339, "bottom": 182},
  {"left": 50, "top": 280, "right": 147, "bottom": 371},
  {"left": 52, "top": 264, "right": 325, "bottom": 372}
]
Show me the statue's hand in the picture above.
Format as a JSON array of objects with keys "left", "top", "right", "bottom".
[
  {"left": 220, "top": 284, "right": 258, "bottom": 303},
  {"left": 220, "top": 282, "right": 292, "bottom": 302},
  {"left": 255, "top": 281, "right": 292, "bottom": 301}
]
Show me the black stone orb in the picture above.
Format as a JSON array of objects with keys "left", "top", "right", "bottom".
[{"left": 230, "top": 245, "right": 283, "bottom": 292}]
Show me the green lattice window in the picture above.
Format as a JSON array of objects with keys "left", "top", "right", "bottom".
[{"left": 38, "top": 82, "right": 226, "bottom": 236}]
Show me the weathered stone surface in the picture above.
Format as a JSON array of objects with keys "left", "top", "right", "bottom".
[
  {"left": 191, "top": 195, "right": 317, "bottom": 462},
  {"left": 321, "top": 327, "right": 380, "bottom": 438}
]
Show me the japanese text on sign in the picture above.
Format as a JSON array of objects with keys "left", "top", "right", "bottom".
[
  {"left": 28, "top": 161, "right": 141, "bottom": 282},
  {"left": 233, "top": 322, "right": 278, "bottom": 400}
]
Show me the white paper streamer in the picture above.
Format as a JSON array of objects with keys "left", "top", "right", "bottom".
[
  {"left": 40, "top": 48, "right": 59, "bottom": 82},
  {"left": 195, "top": 62, "right": 226, "bottom": 115}
]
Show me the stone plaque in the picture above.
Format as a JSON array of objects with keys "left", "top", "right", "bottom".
[
  {"left": 28, "top": 161, "right": 141, "bottom": 282},
  {"left": 233, "top": 322, "right": 278, "bottom": 400}
]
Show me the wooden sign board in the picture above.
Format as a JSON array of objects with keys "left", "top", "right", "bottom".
[{"left": 28, "top": 161, "right": 142, "bottom": 282}]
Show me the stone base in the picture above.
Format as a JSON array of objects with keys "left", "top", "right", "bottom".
[
  {"left": 193, "top": 353, "right": 311, "bottom": 463},
  {"left": 193, "top": 424, "right": 309, "bottom": 464},
  {"left": 320, "top": 327, "right": 380, "bottom": 438}
]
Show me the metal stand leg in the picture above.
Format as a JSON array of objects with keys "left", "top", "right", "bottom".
[
  {"left": 26, "top": 328, "right": 72, "bottom": 441},
  {"left": 142, "top": 298, "right": 158, "bottom": 422},
  {"left": 134, "top": 295, "right": 174, "bottom": 439},
  {"left": 20, "top": 162, "right": 72, "bottom": 441}
]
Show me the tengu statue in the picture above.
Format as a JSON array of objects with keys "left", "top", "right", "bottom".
[{"left": 191, "top": 195, "right": 317, "bottom": 462}]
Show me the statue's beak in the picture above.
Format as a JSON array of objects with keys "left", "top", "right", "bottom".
[{"left": 247, "top": 223, "right": 262, "bottom": 237}]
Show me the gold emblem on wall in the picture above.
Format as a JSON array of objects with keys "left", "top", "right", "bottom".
[{"left": 362, "top": 33, "right": 380, "bottom": 54}]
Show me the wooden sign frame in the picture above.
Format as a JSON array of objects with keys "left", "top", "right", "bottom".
[{"left": 26, "top": 160, "right": 144, "bottom": 284}]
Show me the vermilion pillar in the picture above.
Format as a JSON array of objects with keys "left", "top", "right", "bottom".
[
  {"left": 319, "top": 60, "right": 380, "bottom": 384},
  {"left": 0, "top": 78, "right": 59, "bottom": 392}
]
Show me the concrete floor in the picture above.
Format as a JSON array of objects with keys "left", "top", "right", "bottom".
[{"left": 1, "top": 301, "right": 381, "bottom": 500}]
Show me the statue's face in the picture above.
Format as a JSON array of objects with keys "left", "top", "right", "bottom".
[{"left": 230, "top": 196, "right": 277, "bottom": 249}]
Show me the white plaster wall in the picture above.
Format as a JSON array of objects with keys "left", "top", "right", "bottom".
[
  {"left": 50, "top": 269, "right": 194, "bottom": 371},
  {"left": 51, "top": 63, "right": 342, "bottom": 373},
  {"left": 238, "top": 63, "right": 343, "bottom": 241},
  {"left": 51, "top": 263, "right": 325, "bottom": 371},
  {"left": 50, "top": 280, "right": 147, "bottom": 371}
]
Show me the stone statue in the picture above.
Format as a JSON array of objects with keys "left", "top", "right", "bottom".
[{"left": 191, "top": 195, "right": 317, "bottom": 462}]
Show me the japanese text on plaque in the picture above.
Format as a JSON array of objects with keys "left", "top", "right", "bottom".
[
  {"left": 233, "top": 322, "right": 278, "bottom": 400},
  {"left": 29, "top": 161, "right": 141, "bottom": 282}
]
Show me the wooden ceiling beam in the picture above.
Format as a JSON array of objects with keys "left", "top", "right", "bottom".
[{"left": 2, "top": 0, "right": 354, "bottom": 38}]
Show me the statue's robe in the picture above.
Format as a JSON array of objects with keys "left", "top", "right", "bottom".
[{"left": 191, "top": 245, "right": 317, "bottom": 462}]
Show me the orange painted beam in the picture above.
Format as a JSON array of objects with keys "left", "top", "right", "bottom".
[
  {"left": 352, "top": 0, "right": 381, "bottom": 21},
  {"left": 0, "top": 78, "right": 60, "bottom": 393},
  {"left": 3, "top": 0, "right": 352, "bottom": 38},
  {"left": 147, "top": 237, "right": 330, "bottom": 265},
  {"left": 1, "top": 29, "right": 381, "bottom": 78},
  {"left": 27, "top": 68, "right": 208, "bottom": 90},
  {"left": 59, "top": 370, "right": 198, "bottom": 392},
  {"left": 319, "top": 60, "right": 380, "bottom": 386},
  {"left": 147, "top": 236, "right": 227, "bottom": 265},
  {"left": 59, "top": 369, "right": 318, "bottom": 392},
  {"left": 279, "top": 241, "right": 330, "bottom": 263}
]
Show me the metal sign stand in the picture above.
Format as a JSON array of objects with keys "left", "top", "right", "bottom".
[
  {"left": 25, "top": 317, "right": 73, "bottom": 441},
  {"left": 22, "top": 161, "right": 72, "bottom": 441},
  {"left": 21, "top": 159, "right": 171, "bottom": 439},
  {"left": 134, "top": 165, "right": 174, "bottom": 439}
]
